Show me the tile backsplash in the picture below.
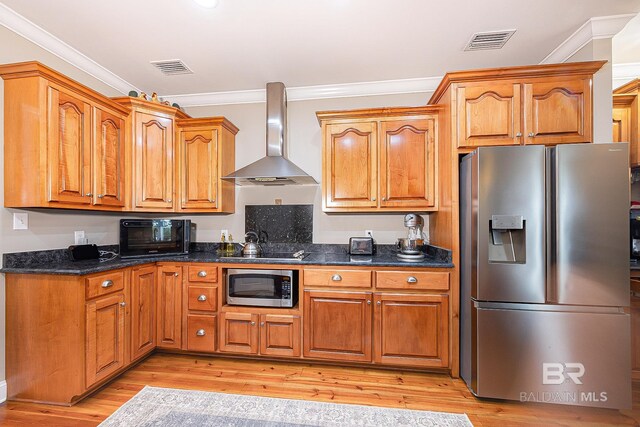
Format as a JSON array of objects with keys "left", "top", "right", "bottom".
[{"left": 245, "top": 205, "right": 313, "bottom": 243}]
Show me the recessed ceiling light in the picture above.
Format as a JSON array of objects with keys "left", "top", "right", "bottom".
[{"left": 194, "top": 0, "right": 219, "bottom": 8}]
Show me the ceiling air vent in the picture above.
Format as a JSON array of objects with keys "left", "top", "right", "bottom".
[
  {"left": 464, "top": 30, "right": 516, "bottom": 51},
  {"left": 150, "top": 59, "right": 193, "bottom": 75}
]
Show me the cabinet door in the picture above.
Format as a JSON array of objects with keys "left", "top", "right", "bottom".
[
  {"left": 86, "top": 293, "right": 126, "bottom": 387},
  {"left": 260, "top": 314, "right": 300, "bottom": 357},
  {"left": 303, "top": 290, "right": 372, "bottom": 362},
  {"left": 523, "top": 78, "right": 592, "bottom": 145},
  {"left": 323, "top": 122, "right": 377, "bottom": 209},
  {"left": 456, "top": 82, "right": 521, "bottom": 148},
  {"left": 219, "top": 312, "right": 259, "bottom": 354},
  {"left": 157, "top": 265, "right": 182, "bottom": 349},
  {"left": 373, "top": 293, "right": 448, "bottom": 368},
  {"left": 131, "top": 266, "right": 156, "bottom": 361},
  {"left": 379, "top": 119, "right": 436, "bottom": 208},
  {"left": 612, "top": 107, "right": 630, "bottom": 144},
  {"left": 134, "top": 112, "right": 174, "bottom": 209},
  {"left": 178, "top": 127, "right": 219, "bottom": 210},
  {"left": 47, "top": 86, "right": 92, "bottom": 205},
  {"left": 93, "top": 107, "right": 125, "bottom": 207}
]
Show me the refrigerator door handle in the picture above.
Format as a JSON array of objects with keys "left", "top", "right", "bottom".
[{"left": 546, "top": 147, "right": 557, "bottom": 303}]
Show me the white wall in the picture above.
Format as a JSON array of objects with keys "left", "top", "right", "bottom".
[{"left": 566, "top": 39, "right": 614, "bottom": 143}]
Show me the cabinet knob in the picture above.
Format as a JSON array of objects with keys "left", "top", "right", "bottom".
[
  {"left": 372, "top": 197, "right": 376, "bottom": 201},
  {"left": 260, "top": 322, "right": 265, "bottom": 327},
  {"left": 174, "top": 272, "right": 179, "bottom": 277},
  {"left": 120, "top": 302, "right": 126, "bottom": 307},
  {"left": 167, "top": 199, "right": 173, "bottom": 203},
  {"left": 376, "top": 301, "right": 381, "bottom": 306},
  {"left": 198, "top": 271, "right": 207, "bottom": 277},
  {"left": 367, "top": 300, "right": 372, "bottom": 305},
  {"left": 85, "top": 192, "right": 92, "bottom": 197},
  {"left": 331, "top": 274, "right": 342, "bottom": 281},
  {"left": 515, "top": 132, "right": 522, "bottom": 137},
  {"left": 528, "top": 132, "right": 535, "bottom": 137},
  {"left": 197, "top": 294, "right": 207, "bottom": 302},
  {"left": 407, "top": 276, "right": 418, "bottom": 284},
  {"left": 211, "top": 199, "right": 216, "bottom": 203},
  {"left": 382, "top": 197, "right": 387, "bottom": 201},
  {"left": 97, "top": 194, "right": 104, "bottom": 198},
  {"left": 196, "top": 329, "right": 206, "bottom": 336},
  {"left": 101, "top": 280, "right": 114, "bottom": 288},
  {"left": 251, "top": 321, "right": 256, "bottom": 326}
]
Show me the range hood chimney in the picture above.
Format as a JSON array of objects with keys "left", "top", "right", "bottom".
[{"left": 221, "top": 82, "right": 317, "bottom": 186}]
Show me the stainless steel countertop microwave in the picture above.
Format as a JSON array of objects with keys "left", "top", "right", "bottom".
[{"left": 226, "top": 268, "right": 299, "bottom": 308}]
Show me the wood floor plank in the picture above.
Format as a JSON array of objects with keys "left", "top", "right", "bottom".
[{"left": 0, "top": 352, "right": 637, "bottom": 426}]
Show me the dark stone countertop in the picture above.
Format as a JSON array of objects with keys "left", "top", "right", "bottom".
[{"left": 1, "top": 243, "right": 453, "bottom": 275}]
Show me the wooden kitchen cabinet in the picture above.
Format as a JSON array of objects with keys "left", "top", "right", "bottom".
[
  {"left": 85, "top": 292, "right": 126, "bottom": 387},
  {"left": 317, "top": 107, "right": 439, "bottom": 212},
  {"left": 176, "top": 118, "right": 238, "bottom": 213},
  {"left": 303, "top": 290, "right": 372, "bottom": 362},
  {"left": 613, "top": 79, "right": 640, "bottom": 167},
  {"left": 430, "top": 61, "right": 605, "bottom": 149},
  {"left": 130, "top": 265, "right": 156, "bottom": 361},
  {"left": 260, "top": 314, "right": 301, "bottom": 357},
  {"left": 0, "top": 61, "right": 129, "bottom": 210},
  {"left": 219, "top": 312, "right": 260, "bottom": 354},
  {"left": 157, "top": 265, "right": 183, "bottom": 349},
  {"left": 373, "top": 293, "right": 448, "bottom": 368}
]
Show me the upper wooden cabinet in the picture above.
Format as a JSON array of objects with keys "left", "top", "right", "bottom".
[
  {"left": 317, "top": 107, "right": 439, "bottom": 213},
  {"left": 175, "top": 118, "right": 238, "bottom": 213},
  {"left": 613, "top": 79, "right": 640, "bottom": 167},
  {"left": 429, "top": 61, "right": 605, "bottom": 149},
  {"left": 0, "top": 61, "right": 129, "bottom": 210},
  {"left": 112, "top": 97, "right": 188, "bottom": 211}
]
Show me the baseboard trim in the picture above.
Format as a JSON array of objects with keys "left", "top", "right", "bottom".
[{"left": 0, "top": 380, "right": 7, "bottom": 403}]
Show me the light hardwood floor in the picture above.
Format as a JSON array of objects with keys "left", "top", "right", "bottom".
[{"left": 0, "top": 352, "right": 638, "bottom": 426}]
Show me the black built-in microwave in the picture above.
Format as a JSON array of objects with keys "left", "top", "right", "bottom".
[{"left": 119, "top": 219, "right": 191, "bottom": 258}]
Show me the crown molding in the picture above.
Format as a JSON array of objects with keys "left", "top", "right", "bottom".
[
  {"left": 540, "top": 13, "right": 637, "bottom": 64},
  {"left": 613, "top": 62, "right": 640, "bottom": 89},
  {"left": 162, "top": 77, "right": 441, "bottom": 107},
  {"left": 0, "top": 2, "right": 137, "bottom": 94}
]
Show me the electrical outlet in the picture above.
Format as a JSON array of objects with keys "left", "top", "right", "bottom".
[
  {"left": 365, "top": 230, "right": 373, "bottom": 238},
  {"left": 74, "top": 230, "right": 86, "bottom": 245},
  {"left": 13, "top": 212, "right": 28, "bottom": 230}
]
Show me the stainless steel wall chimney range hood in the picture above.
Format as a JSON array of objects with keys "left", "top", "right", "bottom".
[{"left": 221, "top": 82, "right": 317, "bottom": 186}]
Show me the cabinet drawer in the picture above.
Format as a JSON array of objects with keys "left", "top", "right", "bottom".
[
  {"left": 186, "top": 314, "right": 217, "bottom": 353},
  {"left": 188, "top": 265, "right": 218, "bottom": 283},
  {"left": 304, "top": 269, "right": 372, "bottom": 288},
  {"left": 85, "top": 270, "right": 125, "bottom": 300},
  {"left": 376, "top": 271, "right": 449, "bottom": 291},
  {"left": 188, "top": 286, "right": 218, "bottom": 312}
]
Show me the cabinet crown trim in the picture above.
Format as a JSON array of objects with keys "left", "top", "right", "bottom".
[
  {"left": 428, "top": 60, "right": 606, "bottom": 104},
  {"left": 176, "top": 117, "right": 239, "bottom": 134},
  {"left": 614, "top": 78, "right": 640, "bottom": 95},
  {"left": 0, "top": 61, "right": 131, "bottom": 115},
  {"left": 316, "top": 106, "right": 442, "bottom": 125}
]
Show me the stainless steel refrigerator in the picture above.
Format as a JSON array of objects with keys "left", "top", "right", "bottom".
[{"left": 460, "top": 143, "right": 631, "bottom": 409}]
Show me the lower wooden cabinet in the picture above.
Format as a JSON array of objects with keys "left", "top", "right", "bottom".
[
  {"left": 85, "top": 292, "right": 126, "bottom": 387},
  {"left": 157, "top": 265, "right": 183, "bottom": 349},
  {"left": 186, "top": 314, "right": 217, "bottom": 352},
  {"left": 303, "top": 290, "right": 373, "bottom": 362},
  {"left": 130, "top": 266, "right": 156, "bottom": 361},
  {"left": 373, "top": 293, "right": 448, "bottom": 367},
  {"left": 219, "top": 312, "right": 301, "bottom": 357}
]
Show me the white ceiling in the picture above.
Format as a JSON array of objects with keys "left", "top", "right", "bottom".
[{"left": 1, "top": 0, "right": 640, "bottom": 98}]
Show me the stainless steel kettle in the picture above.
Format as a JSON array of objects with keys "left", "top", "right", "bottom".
[{"left": 240, "top": 231, "right": 262, "bottom": 257}]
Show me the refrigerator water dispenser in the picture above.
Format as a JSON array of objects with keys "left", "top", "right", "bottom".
[{"left": 488, "top": 214, "right": 525, "bottom": 263}]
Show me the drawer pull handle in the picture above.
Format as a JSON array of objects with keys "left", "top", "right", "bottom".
[
  {"left": 197, "top": 271, "right": 207, "bottom": 277},
  {"left": 197, "top": 294, "right": 207, "bottom": 302},
  {"left": 331, "top": 274, "right": 342, "bottom": 281},
  {"left": 101, "top": 280, "right": 114, "bottom": 288},
  {"left": 407, "top": 276, "right": 418, "bottom": 284},
  {"left": 196, "top": 329, "right": 206, "bottom": 336}
]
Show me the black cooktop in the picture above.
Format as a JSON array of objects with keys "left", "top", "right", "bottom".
[{"left": 221, "top": 251, "right": 309, "bottom": 262}]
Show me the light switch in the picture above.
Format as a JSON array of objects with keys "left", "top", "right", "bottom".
[{"left": 13, "top": 212, "right": 28, "bottom": 230}]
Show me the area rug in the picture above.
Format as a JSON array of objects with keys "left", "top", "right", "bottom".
[{"left": 99, "top": 386, "right": 473, "bottom": 426}]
